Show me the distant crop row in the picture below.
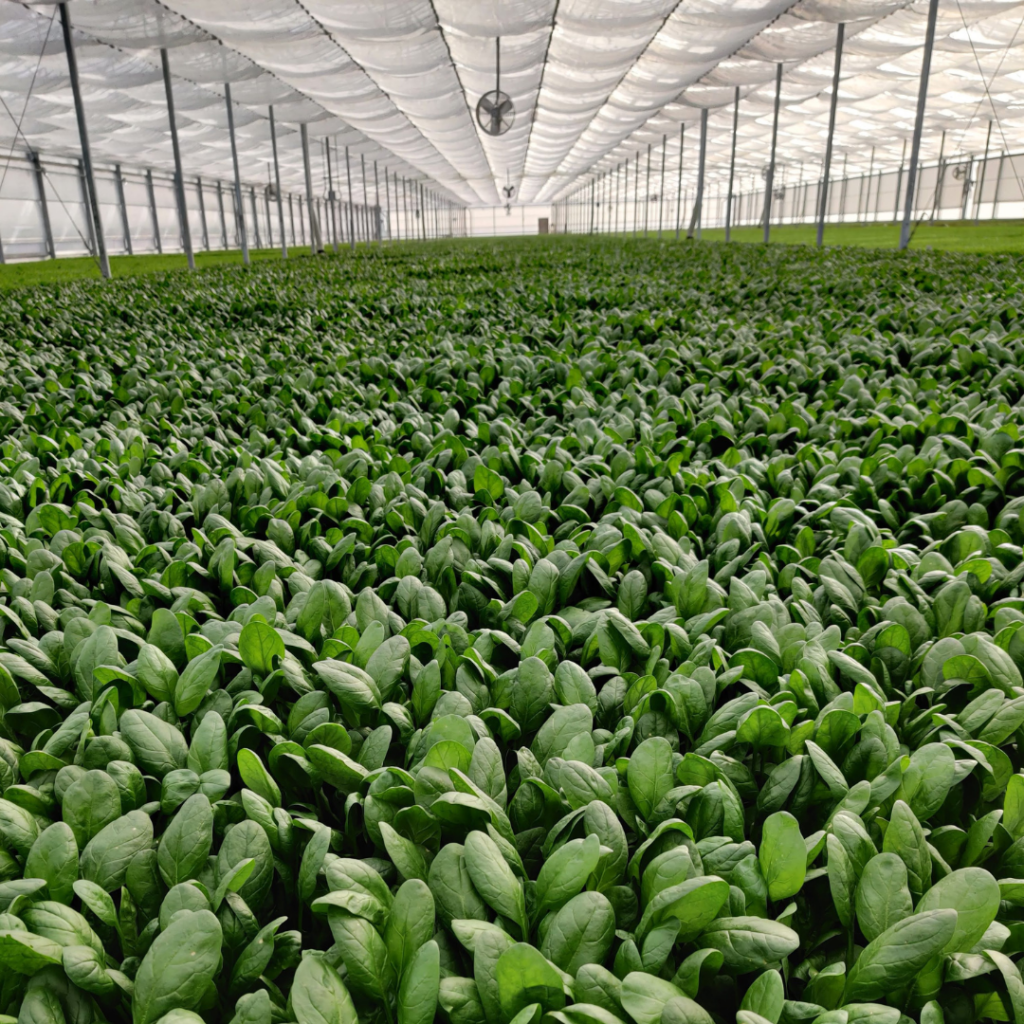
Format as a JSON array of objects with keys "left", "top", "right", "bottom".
[{"left": 0, "top": 238, "right": 1021, "bottom": 1024}]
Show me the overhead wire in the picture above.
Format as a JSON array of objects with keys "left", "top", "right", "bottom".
[
  {"left": 0, "top": 6, "right": 56, "bottom": 198},
  {"left": 906, "top": 2, "right": 1024, "bottom": 245}
]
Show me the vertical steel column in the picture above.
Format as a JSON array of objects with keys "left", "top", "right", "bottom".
[
  {"left": 78, "top": 160, "right": 96, "bottom": 255},
  {"left": 893, "top": 138, "right": 907, "bottom": 221},
  {"left": 658, "top": 134, "right": 666, "bottom": 237},
  {"left": 975, "top": 120, "right": 993, "bottom": 224},
  {"left": 618, "top": 159, "right": 626, "bottom": 234},
  {"left": 269, "top": 106, "right": 287, "bottom": 258},
  {"left": 146, "top": 169, "right": 162, "bottom": 253},
  {"left": 345, "top": 146, "right": 356, "bottom": 250},
  {"left": 361, "top": 153, "right": 369, "bottom": 241},
  {"left": 930, "top": 128, "right": 946, "bottom": 223},
  {"left": 216, "top": 181, "right": 228, "bottom": 249},
  {"left": 817, "top": 23, "right": 844, "bottom": 248},
  {"left": 994, "top": 151, "right": 1006, "bottom": 219},
  {"left": 688, "top": 108, "right": 708, "bottom": 239},
  {"left": 115, "top": 164, "right": 132, "bottom": 255},
  {"left": 289, "top": 194, "right": 296, "bottom": 246},
  {"left": 644, "top": 144, "right": 651, "bottom": 234},
  {"left": 385, "top": 167, "right": 392, "bottom": 241},
  {"left": 300, "top": 123, "right": 321, "bottom": 254},
  {"left": 59, "top": 3, "right": 109, "bottom": 277},
  {"left": 763, "top": 63, "right": 783, "bottom": 243},
  {"left": 250, "top": 187, "right": 262, "bottom": 249},
  {"left": 961, "top": 155, "right": 974, "bottom": 218},
  {"left": 298, "top": 195, "right": 306, "bottom": 246},
  {"left": 374, "top": 160, "right": 381, "bottom": 242},
  {"left": 196, "top": 178, "right": 209, "bottom": 251},
  {"left": 31, "top": 151, "right": 55, "bottom": 259},
  {"left": 675, "top": 125, "right": 684, "bottom": 240},
  {"left": 725, "top": 86, "right": 740, "bottom": 242},
  {"left": 325, "top": 140, "right": 338, "bottom": 251},
  {"left": 264, "top": 184, "right": 273, "bottom": 249},
  {"left": 863, "top": 146, "right": 875, "bottom": 221},
  {"left": 900, "top": 0, "right": 940, "bottom": 249},
  {"left": 160, "top": 48, "right": 194, "bottom": 269},
  {"left": 838, "top": 154, "right": 849, "bottom": 223},
  {"left": 402, "top": 177, "right": 409, "bottom": 239},
  {"left": 225, "top": 83, "right": 249, "bottom": 264},
  {"left": 633, "top": 151, "right": 640, "bottom": 235}
]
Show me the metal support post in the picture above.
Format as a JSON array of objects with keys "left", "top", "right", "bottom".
[
  {"left": 764, "top": 63, "right": 782, "bottom": 242},
  {"left": 863, "top": 145, "right": 875, "bottom": 221},
  {"left": 216, "top": 181, "right": 228, "bottom": 249},
  {"left": 726, "top": 86, "right": 740, "bottom": 242},
  {"left": 900, "top": 0, "right": 940, "bottom": 249},
  {"left": 374, "top": 160, "right": 381, "bottom": 242},
  {"left": 325, "top": 140, "right": 338, "bottom": 251},
  {"left": 248, "top": 187, "right": 260, "bottom": 250},
  {"left": 289, "top": 194, "right": 296, "bottom": 246},
  {"left": 975, "top": 120, "right": 992, "bottom": 224},
  {"left": 633, "top": 151, "right": 640, "bottom": 235},
  {"left": 930, "top": 128, "right": 946, "bottom": 223},
  {"left": 160, "top": 48, "right": 194, "bottom": 269},
  {"left": 146, "top": 169, "right": 161, "bottom": 253},
  {"left": 644, "top": 144, "right": 651, "bottom": 234},
  {"left": 817, "top": 23, "right": 844, "bottom": 248},
  {"left": 994, "top": 151, "right": 1006, "bottom": 219},
  {"left": 31, "top": 151, "right": 55, "bottom": 259},
  {"left": 893, "top": 138, "right": 907, "bottom": 221},
  {"left": 264, "top": 184, "right": 273, "bottom": 249},
  {"left": 658, "top": 134, "right": 666, "bottom": 237},
  {"left": 77, "top": 160, "right": 96, "bottom": 255},
  {"left": 838, "top": 154, "right": 848, "bottom": 223},
  {"left": 675, "top": 125, "right": 684, "bottom": 240},
  {"left": 961, "top": 155, "right": 974, "bottom": 218},
  {"left": 269, "top": 106, "right": 287, "bottom": 258},
  {"left": 363, "top": 165, "right": 370, "bottom": 240},
  {"left": 345, "top": 146, "right": 356, "bottom": 250},
  {"left": 196, "top": 178, "right": 209, "bottom": 250},
  {"left": 115, "top": 164, "right": 132, "bottom": 255},
  {"left": 225, "top": 83, "right": 249, "bottom": 264},
  {"left": 300, "top": 123, "right": 321, "bottom": 254},
  {"left": 688, "top": 108, "right": 708, "bottom": 239},
  {"left": 59, "top": 3, "right": 109, "bottom": 277}
]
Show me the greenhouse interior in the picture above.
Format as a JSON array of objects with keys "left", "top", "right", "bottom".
[{"left": 2, "top": 2, "right": 1024, "bottom": 1024}]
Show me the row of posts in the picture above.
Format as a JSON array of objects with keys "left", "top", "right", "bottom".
[
  {"left": 56, "top": 2, "right": 466, "bottom": 279},
  {"left": 555, "top": 0, "right": 942, "bottom": 252}
]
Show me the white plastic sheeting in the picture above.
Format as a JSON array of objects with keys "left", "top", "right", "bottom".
[{"left": 2, "top": 0, "right": 1023, "bottom": 217}]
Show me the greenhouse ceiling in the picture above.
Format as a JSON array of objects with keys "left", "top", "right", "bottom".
[{"left": 1, "top": 0, "right": 1023, "bottom": 206}]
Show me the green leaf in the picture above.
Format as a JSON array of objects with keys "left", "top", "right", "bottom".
[
  {"left": 843, "top": 910, "right": 958, "bottom": 1003},
  {"left": 132, "top": 909, "right": 223, "bottom": 1024},
  {"left": 291, "top": 952, "right": 359, "bottom": 1024},
  {"left": 398, "top": 940, "right": 440, "bottom": 1024},
  {"left": 759, "top": 812, "right": 806, "bottom": 902},
  {"left": 496, "top": 942, "right": 567, "bottom": 1020},
  {"left": 539, "top": 891, "right": 616, "bottom": 974},
  {"left": 239, "top": 620, "right": 284, "bottom": 676},
  {"left": 855, "top": 853, "right": 913, "bottom": 942}
]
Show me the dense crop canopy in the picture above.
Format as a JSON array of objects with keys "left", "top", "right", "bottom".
[{"left": 0, "top": 238, "right": 1022, "bottom": 1024}]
